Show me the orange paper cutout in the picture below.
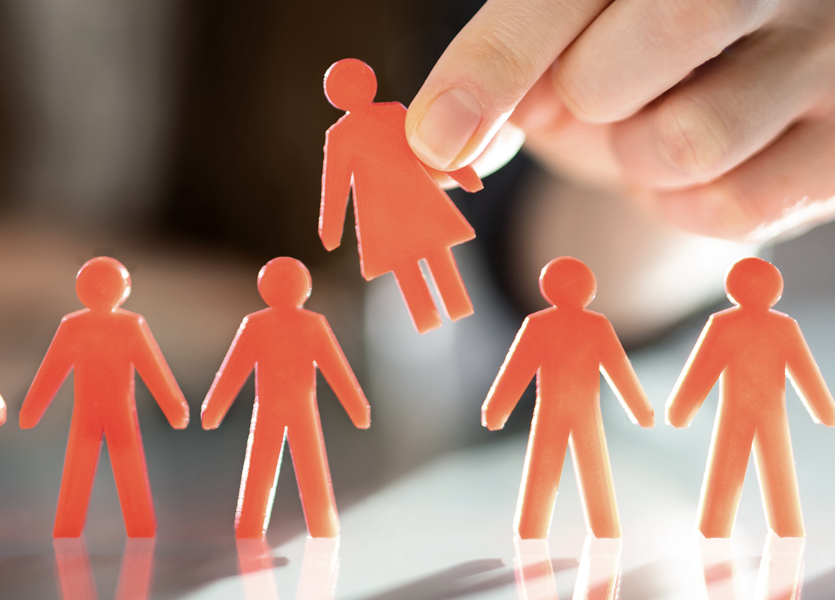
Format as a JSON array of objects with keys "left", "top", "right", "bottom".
[
  {"left": 320, "top": 58, "right": 481, "bottom": 334},
  {"left": 482, "top": 257, "right": 654, "bottom": 539},
  {"left": 667, "top": 257, "right": 835, "bottom": 538},
  {"left": 201, "top": 258, "right": 370, "bottom": 539},
  {"left": 19, "top": 257, "right": 189, "bottom": 538}
]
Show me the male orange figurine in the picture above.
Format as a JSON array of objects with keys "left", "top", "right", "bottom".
[
  {"left": 320, "top": 58, "right": 482, "bottom": 334},
  {"left": 482, "top": 257, "right": 654, "bottom": 539},
  {"left": 667, "top": 257, "right": 835, "bottom": 538},
  {"left": 201, "top": 257, "right": 370, "bottom": 539},
  {"left": 19, "top": 257, "right": 189, "bottom": 538}
]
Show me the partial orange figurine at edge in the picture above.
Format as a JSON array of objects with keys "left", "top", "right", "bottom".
[
  {"left": 0, "top": 394, "right": 6, "bottom": 426},
  {"left": 482, "top": 257, "right": 655, "bottom": 540},
  {"left": 320, "top": 58, "right": 482, "bottom": 335},
  {"left": 666, "top": 256, "right": 835, "bottom": 538},
  {"left": 201, "top": 257, "right": 370, "bottom": 539},
  {"left": 19, "top": 257, "right": 190, "bottom": 538}
]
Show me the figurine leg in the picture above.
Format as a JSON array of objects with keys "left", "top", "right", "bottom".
[
  {"left": 392, "top": 262, "right": 442, "bottom": 334},
  {"left": 236, "top": 422, "right": 287, "bottom": 539},
  {"left": 107, "top": 425, "right": 156, "bottom": 538},
  {"left": 570, "top": 418, "right": 621, "bottom": 538},
  {"left": 54, "top": 420, "right": 103, "bottom": 537},
  {"left": 698, "top": 418, "right": 755, "bottom": 538},
  {"left": 426, "top": 249, "right": 473, "bottom": 322},
  {"left": 515, "top": 421, "right": 571, "bottom": 539},
  {"left": 288, "top": 419, "right": 339, "bottom": 538},
  {"left": 753, "top": 425, "right": 804, "bottom": 537}
]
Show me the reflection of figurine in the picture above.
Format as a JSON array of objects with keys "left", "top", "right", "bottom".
[
  {"left": 237, "top": 537, "right": 339, "bottom": 600},
  {"left": 320, "top": 58, "right": 482, "bottom": 334},
  {"left": 514, "top": 534, "right": 621, "bottom": 600},
  {"left": 237, "top": 539, "right": 280, "bottom": 600},
  {"left": 202, "top": 258, "right": 370, "bottom": 539},
  {"left": 20, "top": 257, "right": 189, "bottom": 538},
  {"left": 667, "top": 257, "right": 835, "bottom": 538},
  {"left": 698, "top": 533, "right": 804, "bottom": 600},
  {"left": 54, "top": 536, "right": 156, "bottom": 600},
  {"left": 483, "top": 257, "right": 654, "bottom": 540}
]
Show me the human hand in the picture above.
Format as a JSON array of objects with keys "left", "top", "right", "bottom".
[{"left": 406, "top": 0, "right": 835, "bottom": 241}]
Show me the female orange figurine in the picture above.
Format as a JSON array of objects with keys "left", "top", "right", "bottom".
[{"left": 319, "top": 58, "right": 482, "bottom": 334}]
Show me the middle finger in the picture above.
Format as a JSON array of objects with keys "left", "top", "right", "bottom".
[{"left": 552, "top": 0, "right": 784, "bottom": 123}]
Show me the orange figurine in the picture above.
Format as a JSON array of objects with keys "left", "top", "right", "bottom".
[
  {"left": 320, "top": 58, "right": 482, "bottom": 335},
  {"left": 482, "top": 257, "right": 654, "bottom": 540},
  {"left": 201, "top": 257, "right": 370, "bottom": 539},
  {"left": 667, "top": 257, "right": 835, "bottom": 538},
  {"left": 19, "top": 257, "right": 189, "bottom": 538},
  {"left": 0, "top": 395, "right": 6, "bottom": 426}
]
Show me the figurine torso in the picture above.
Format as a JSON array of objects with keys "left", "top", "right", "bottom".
[
  {"left": 530, "top": 307, "right": 615, "bottom": 423},
  {"left": 712, "top": 307, "right": 796, "bottom": 415},
  {"left": 61, "top": 308, "right": 143, "bottom": 424},
  {"left": 246, "top": 307, "right": 325, "bottom": 419}
]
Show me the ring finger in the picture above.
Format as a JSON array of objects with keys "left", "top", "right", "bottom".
[{"left": 612, "top": 25, "right": 832, "bottom": 189}]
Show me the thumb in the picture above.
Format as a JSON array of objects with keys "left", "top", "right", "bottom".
[{"left": 406, "top": 0, "right": 609, "bottom": 171}]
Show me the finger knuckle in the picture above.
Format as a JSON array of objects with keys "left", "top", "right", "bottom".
[
  {"left": 552, "top": 66, "right": 612, "bottom": 123},
  {"left": 651, "top": 0, "right": 752, "bottom": 54},
  {"left": 656, "top": 95, "right": 733, "bottom": 180},
  {"left": 472, "top": 19, "right": 551, "bottom": 98}
]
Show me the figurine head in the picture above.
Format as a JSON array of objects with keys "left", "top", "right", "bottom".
[
  {"left": 539, "top": 257, "right": 596, "bottom": 309},
  {"left": 324, "top": 58, "right": 377, "bottom": 111},
  {"left": 725, "top": 256, "right": 782, "bottom": 309},
  {"left": 76, "top": 256, "right": 131, "bottom": 311},
  {"left": 258, "top": 257, "right": 311, "bottom": 308}
]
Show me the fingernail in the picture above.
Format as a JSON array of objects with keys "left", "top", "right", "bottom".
[
  {"left": 409, "top": 88, "right": 483, "bottom": 170},
  {"left": 656, "top": 186, "right": 753, "bottom": 239}
]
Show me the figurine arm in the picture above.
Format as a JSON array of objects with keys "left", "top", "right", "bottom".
[
  {"left": 599, "top": 321, "right": 654, "bottom": 428},
  {"left": 201, "top": 318, "right": 256, "bottom": 430},
  {"left": 315, "top": 317, "right": 370, "bottom": 429},
  {"left": 133, "top": 318, "right": 190, "bottom": 429},
  {"left": 19, "top": 322, "right": 74, "bottom": 429},
  {"left": 422, "top": 163, "right": 484, "bottom": 193},
  {"left": 666, "top": 317, "right": 725, "bottom": 428},
  {"left": 786, "top": 320, "right": 835, "bottom": 426},
  {"left": 319, "top": 127, "right": 353, "bottom": 251},
  {"left": 482, "top": 318, "right": 540, "bottom": 431}
]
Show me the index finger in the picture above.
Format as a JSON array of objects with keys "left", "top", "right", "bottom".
[{"left": 406, "top": 0, "right": 611, "bottom": 171}]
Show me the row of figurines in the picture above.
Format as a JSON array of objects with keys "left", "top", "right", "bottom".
[{"left": 2, "top": 252, "right": 827, "bottom": 541}]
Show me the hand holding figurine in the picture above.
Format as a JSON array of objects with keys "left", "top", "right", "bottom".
[{"left": 408, "top": 0, "right": 835, "bottom": 240}]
